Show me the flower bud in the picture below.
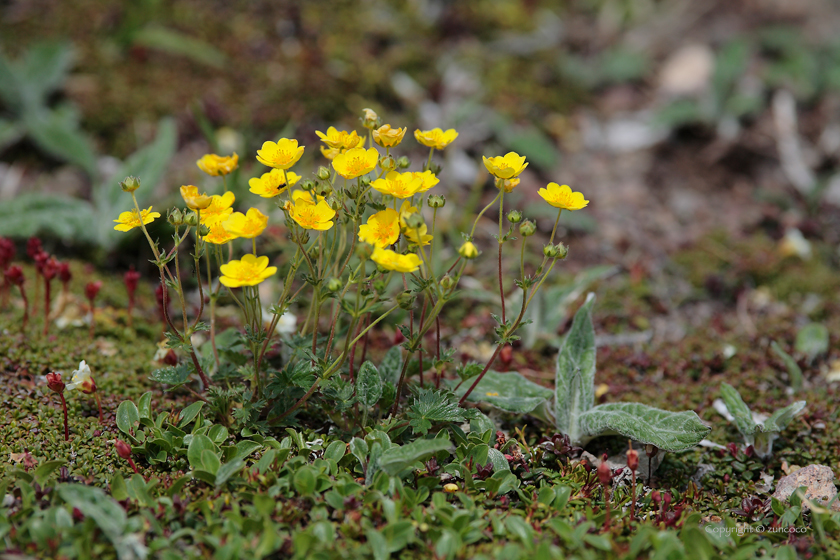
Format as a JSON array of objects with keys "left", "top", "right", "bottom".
[
  {"left": 198, "top": 224, "right": 211, "bottom": 237},
  {"left": 327, "top": 195, "right": 342, "bottom": 212},
  {"left": 315, "top": 183, "right": 333, "bottom": 198},
  {"left": 379, "top": 155, "right": 396, "bottom": 171},
  {"left": 4, "top": 265, "right": 25, "bottom": 286},
  {"left": 85, "top": 281, "right": 102, "bottom": 302},
  {"left": 397, "top": 156, "right": 410, "bottom": 169},
  {"left": 397, "top": 290, "right": 415, "bottom": 310},
  {"left": 345, "top": 183, "right": 359, "bottom": 200},
  {"left": 543, "top": 244, "right": 559, "bottom": 258},
  {"left": 46, "top": 372, "right": 65, "bottom": 393},
  {"left": 115, "top": 439, "right": 132, "bottom": 461},
  {"left": 301, "top": 179, "right": 316, "bottom": 192},
  {"left": 645, "top": 444, "right": 659, "bottom": 458},
  {"left": 427, "top": 195, "right": 445, "bottom": 208},
  {"left": 168, "top": 208, "right": 184, "bottom": 226},
  {"left": 458, "top": 241, "right": 479, "bottom": 259},
  {"left": 361, "top": 108, "right": 380, "bottom": 129},
  {"left": 520, "top": 220, "right": 536, "bottom": 237},
  {"left": 443, "top": 483, "right": 458, "bottom": 493},
  {"left": 626, "top": 447, "right": 639, "bottom": 471},
  {"left": 359, "top": 175, "right": 372, "bottom": 187},
  {"left": 440, "top": 275, "right": 455, "bottom": 290},
  {"left": 597, "top": 459, "right": 613, "bottom": 487},
  {"left": 554, "top": 242, "right": 568, "bottom": 259},
  {"left": 185, "top": 213, "right": 199, "bottom": 227},
  {"left": 119, "top": 176, "right": 141, "bottom": 193},
  {"left": 404, "top": 213, "right": 424, "bottom": 229},
  {"left": 58, "top": 262, "right": 72, "bottom": 284},
  {"left": 326, "top": 277, "right": 343, "bottom": 292},
  {"left": 506, "top": 210, "right": 522, "bottom": 224},
  {"left": 317, "top": 166, "right": 331, "bottom": 180},
  {"left": 355, "top": 243, "right": 374, "bottom": 260}
]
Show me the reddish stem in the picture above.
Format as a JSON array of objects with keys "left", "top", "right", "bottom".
[
  {"left": 59, "top": 393, "right": 69, "bottom": 441},
  {"left": 458, "top": 344, "right": 503, "bottom": 404}
]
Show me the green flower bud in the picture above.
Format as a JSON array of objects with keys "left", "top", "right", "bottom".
[
  {"left": 359, "top": 175, "right": 372, "bottom": 187},
  {"left": 520, "top": 220, "right": 536, "bottom": 237},
  {"left": 555, "top": 242, "right": 569, "bottom": 259},
  {"left": 397, "top": 156, "right": 411, "bottom": 169},
  {"left": 185, "top": 212, "right": 199, "bottom": 227},
  {"left": 120, "top": 176, "right": 141, "bottom": 193},
  {"left": 198, "top": 224, "right": 211, "bottom": 237},
  {"left": 379, "top": 155, "right": 396, "bottom": 171},
  {"left": 543, "top": 244, "right": 559, "bottom": 258},
  {"left": 317, "top": 166, "right": 331, "bottom": 180},
  {"left": 298, "top": 231, "right": 310, "bottom": 244},
  {"left": 346, "top": 183, "right": 360, "bottom": 200},
  {"left": 355, "top": 243, "right": 374, "bottom": 260},
  {"left": 167, "top": 208, "right": 184, "bottom": 226},
  {"left": 326, "top": 277, "right": 343, "bottom": 292},
  {"left": 427, "top": 195, "right": 446, "bottom": 208},
  {"left": 301, "top": 179, "right": 316, "bottom": 192},
  {"left": 362, "top": 108, "right": 381, "bottom": 129},
  {"left": 316, "top": 183, "right": 333, "bottom": 197},
  {"left": 440, "top": 274, "right": 455, "bottom": 290},
  {"left": 327, "top": 195, "right": 341, "bottom": 212},
  {"left": 506, "top": 210, "right": 522, "bottom": 224},
  {"left": 397, "top": 290, "right": 415, "bottom": 310},
  {"left": 404, "top": 213, "right": 424, "bottom": 229}
]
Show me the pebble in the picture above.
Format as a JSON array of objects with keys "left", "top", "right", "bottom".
[{"left": 772, "top": 464, "right": 840, "bottom": 512}]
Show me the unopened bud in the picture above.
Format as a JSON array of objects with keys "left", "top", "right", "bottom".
[
  {"left": 301, "top": 179, "right": 316, "bottom": 192},
  {"left": 356, "top": 243, "right": 374, "bottom": 260},
  {"left": 554, "top": 242, "right": 568, "bottom": 259},
  {"left": 427, "top": 195, "right": 445, "bottom": 208},
  {"left": 458, "top": 241, "right": 479, "bottom": 259},
  {"left": 317, "top": 166, "right": 331, "bottom": 180},
  {"left": 119, "top": 176, "right": 141, "bottom": 193},
  {"left": 315, "top": 183, "right": 333, "bottom": 198},
  {"left": 440, "top": 275, "right": 455, "bottom": 290},
  {"left": 115, "top": 439, "right": 132, "bottom": 461},
  {"left": 626, "top": 447, "right": 639, "bottom": 471},
  {"left": 85, "top": 281, "right": 102, "bottom": 302},
  {"left": 397, "top": 156, "right": 410, "bottom": 169},
  {"left": 597, "top": 459, "right": 613, "bottom": 486},
  {"left": 46, "top": 372, "right": 65, "bottom": 393},
  {"left": 543, "top": 244, "right": 559, "bottom": 258},
  {"left": 379, "top": 155, "right": 396, "bottom": 171},
  {"left": 506, "top": 210, "right": 522, "bottom": 224},
  {"left": 443, "top": 483, "right": 458, "bottom": 493},
  {"left": 645, "top": 444, "right": 658, "bottom": 458},
  {"left": 326, "top": 277, "right": 343, "bottom": 292},
  {"left": 520, "top": 220, "right": 536, "bottom": 237},
  {"left": 184, "top": 213, "right": 199, "bottom": 227},
  {"left": 361, "top": 108, "right": 380, "bottom": 129},
  {"left": 345, "top": 183, "right": 360, "bottom": 200},
  {"left": 404, "top": 213, "right": 424, "bottom": 229},
  {"left": 359, "top": 175, "right": 372, "bottom": 187},
  {"left": 397, "top": 290, "right": 415, "bottom": 310},
  {"left": 168, "top": 208, "right": 184, "bottom": 226}
]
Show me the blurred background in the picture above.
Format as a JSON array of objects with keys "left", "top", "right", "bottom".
[{"left": 2, "top": 0, "right": 840, "bottom": 290}]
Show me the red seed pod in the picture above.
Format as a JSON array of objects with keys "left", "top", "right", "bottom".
[
  {"left": 124, "top": 267, "right": 140, "bottom": 296},
  {"left": 85, "top": 281, "right": 103, "bottom": 302},
  {"left": 662, "top": 492, "right": 672, "bottom": 509},
  {"left": 627, "top": 448, "right": 639, "bottom": 471},
  {"left": 162, "top": 349, "right": 178, "bottom": 366},
  {"left": 115, "top": 439, "right": 132, "bottom": 460},
  {"left": 33, "top": 251, "right": 49, "bottom": 273},
  {"left": 0, "top": 237, "right": 15, "bottom": 268},
  {"left": 42, "top": 257, "right": 59, "bottom": 281},
  {"left": 58, "top": 262, "right": 72, "bottom": 284},
  {"left": 597, "top": 459, "right": 613, "bottom": 486},
  {"left": 46, "top": 372, "right": 65, "bottom": 393},
  {"left": 499, "top": 344, "right": 513, "bottom": 367},
  {"left": 4, "top": 265, "right": 25, "bottom": 286},
  {"left": 26, "top": 237, "right": 42, "bottom": 259},
  {"left": 651, "top": 490, "right": 661, "bottom": 505}
]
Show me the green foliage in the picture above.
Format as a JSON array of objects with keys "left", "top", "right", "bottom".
[
  {"left": 795, "top": 322, "right": 829, "bottom": 363},
  {"left": 406, "top": 387, "right": 477, "bottom": 434},
  {"left": 450, "top": 369, "right": 553, "bottom": 422},
  {"left": 719, "top": 382, "right": 806, "bottom": 458},
  {"left": 771, "top": 341, "right": 803, "bottom": 391}
]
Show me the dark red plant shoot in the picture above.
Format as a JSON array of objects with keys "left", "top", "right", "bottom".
[
  {"left": 0, "top": 237, "right": 15, "bottom": 309},
  {"left": 597, "top": 454, "right": 614, "bottom": 532},
  {"left": 115, "top": 439, "right": 142, "bottom": 477},
  {"left": 46, "top": 372, "right": 69, "bottom": 441},
  {"left": 86, "top": 281, "right": 102, "bottom": 339},
  {"left": 4, "top": 266, "right": 28, "bottom": 330},
  {"left": 124, "top": 267, "right": 140, "bottom": 328}
]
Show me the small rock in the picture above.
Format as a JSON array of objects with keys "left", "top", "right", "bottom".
[
  {"left": 772, "top": 464, "right": 840, "bottom": 512},
  {"left": 658, "top": 44, "right": 714, "bottom": 96}
]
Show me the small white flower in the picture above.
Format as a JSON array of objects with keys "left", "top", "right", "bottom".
[{"left": 66, "top": 360, "right": 93, "bottom": 392}]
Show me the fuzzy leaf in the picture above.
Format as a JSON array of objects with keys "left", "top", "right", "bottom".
[
  {"left": 555, "top": 293, "right": 596, "bottom": 442},
  {"left": 795, "top": 323, "right": 829, "bottom": 363},
  {"left": 763, "top": 401, "right": 806, "bottom": 433},
  {"left": 487, "top": 448, "right": 510, "bottom": 472},
  {"left": 719, "top": 383, "right": 760, "bottom": 436},
  {"left": 356, "top": 361, "right": 383, "bottom": 408},
  {"left": 0, "top": 193, "right": 95, "bottom": 241},
  {"left": 450, "top": 370, "right": 552, "bottom": 416},
  {"left": 379, "top": 346, "right": 403, "bottom": 385},
  {"left": 378, "top": 437, "right": 453, "bottom": 476},
  {"left": 771, "top": 341, "right": 803, "bottom": 391},
  {"left": 23, "top": 105, "right": 97, "bottom": 177},
  {"left": 577, "top": 402, "right": 710, "bottom": 452}
]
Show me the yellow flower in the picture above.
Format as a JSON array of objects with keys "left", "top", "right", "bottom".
[
  {"left": 223, "top": 208, "right": 269, "bottom": 239},
  {"left": 248, "top": 169, "right": 301, "bottom": 198},
  {"left": 358, "top": 209, "right": 400, "bottom": 248},
  {"left": 320, "top": 145, "right": 341, "bottom": 161},
  {"left": 204, "top": 223, "right": 238, "bottom": 245},
  {"left": 411, "top": 170, "right": 440, "bottom": 193},
  {"left": 443, "top": 483, "right": 459, "bottom": 493},
  {"left": 398, "top": 200, "right": 418, "bottom": 228},
  {"left": 482, "top": 152, "right": 528, "bottom": 179},
  {"left": 370, "top": 247, "right": 423, "bottom": 273},
  {"left": 316, "top": 127, "right": 362, "bottom": 150},
  {"left": 332, "top": 146, "right": 379, "bottom": 179},
  {"left": 405, "top": 224, "right": 432, "bottom": 246},
  {"left": 414, "top": 128, "right": 458, "bottom": 150},
  {"left": 538, "top": 183, "right": 589, "bottom": 211},
  {"left": 200, "top": 192, "right": 236, "bottom": 226},
  {"left": 458, "top": 241, "right": 479, "bottom": 259},
  {"left": 371, "top": 171, "right": 423, "bottom": 199},
  {"left": 219, "top": 254, "right": 277, "bottom": 288},
  {"left": 498, "top": 177, "right": 520, "bottom": 193},
  {"left": 180, "top": 185, "right": 212, "bottom": 210},
  {"left": 196, "top": 153, "right": 239, "bottom": 176},
  {"left": 291, "top": 190, "right": 325, "bottom": 204},
  {"left": 372, "top": 124, "right": 407, "bottom": 148},
  {"left": 289, "top": 199, "right": 336, "bottom": 231},
  {"left": 256, "top": 138, "right": 305, "bottom": 170},
  {"left": 114, "top": 207, "right": 160, "bottom": 232}
]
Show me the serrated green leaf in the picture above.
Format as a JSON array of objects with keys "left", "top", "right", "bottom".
[
  {"left": 795, "top": 323, "right": 829, "bottom": 362},
  {"left": 719, "top": 383, "right": 759, "bottom": 436},
  {"left": 406, "top": 388, "right": 472, "bottom": 435},
  {"left": 116, "top": 400, "right": 140, "bottom": 436},
  {"left": 555, "top": 293, "right": 596, "bottom": 443},
  {"left": 357, "top": 361, "right": 383, "bottom": 408},
  {"left": 771, "top": 341, "right": 803, "bottom": 391},
  {"left": 577, "top": 402, "right": 710, "bottom": 452},
  {"left": 379, "top": 346, "right": 403, "bottom": 385},
  {"left": 763, "top": 401, "right": 806, "bottom": 433},
  {"left": 378, "top": 437, "right": 453, "bottom": 476}
]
